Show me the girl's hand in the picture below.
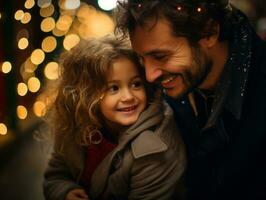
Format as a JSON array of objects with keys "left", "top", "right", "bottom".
[{"left": 65, "top": 188, "right": 89, "bottom": 200}]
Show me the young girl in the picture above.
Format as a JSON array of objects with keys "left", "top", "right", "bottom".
[{"left": 43, "top": 35, "right": 186, "bottom": 200}]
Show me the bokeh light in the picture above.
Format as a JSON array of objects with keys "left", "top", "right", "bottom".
[
  {"left": 1, "top": 61, "right": 12, "bottom": 74},
  {"left": 21, "top": 12, "right": 32, "bottom": 24},
  {"left": 37, "top": 0, "right": 52, "bottom": 8},
  {"left": 14, "top": 10, "right": 24, "bottom": 20},
  {"left": 18, "top": 37, "right": 29, "bottom": 50},
  {"left": 59, "top": 0, "right": 81, "bottom": 10},
  {"left": 41, "top": 36, "right": 57, "bottom": 52},
  {"left": 33, "top": 101, "right": 46, "bottom": 117},
  {"left": 56, "top": 15, "right": 73, "bottom": 32},
  {"left": 44, "top": 62, "right": 59, "bottom": 80},
  {"left": 0, "top": 123, "right": 8, "bottom": 135},
  {"left": 63, "top": 34, "right": 80, "bottom": 50},
  {"left": 17, "top": 82, "right": 28, "bottom": 96},
  {"left": 25, "top": 0, "right": 35, "bottom": 9},
  {"left": 40, "top": 4, "right": 54, "bottom": 17},
  {"left": 27, "top": 77, "right": 41, "bottom": 93},
  {"left": 40, "top": 17, "right": 56, "bottom": 32},
  {"left": 17, "top": 105, "right": 28, "bottom": 120},
  {"left": 78, "top": 10, "right": 114, "bottom": 39},
  {"left": 98, "top": 0, "right": 117, "bottom": 11},
  {"left": 30, "top": 49, "right": 45, "bottom": 65}
]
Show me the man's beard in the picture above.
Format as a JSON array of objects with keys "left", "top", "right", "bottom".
[{"left": 183, "top": 44, "right": 212, "bottom": 96}]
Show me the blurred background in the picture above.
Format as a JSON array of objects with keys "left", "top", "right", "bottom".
[{"left": 0, "top": 0, "right": 265, "bottom": 199}]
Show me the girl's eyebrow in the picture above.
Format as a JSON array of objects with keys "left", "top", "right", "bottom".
[{"left": 107, "top": 75, "right": 142, "bottom": 84}]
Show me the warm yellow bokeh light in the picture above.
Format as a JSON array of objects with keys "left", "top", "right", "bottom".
[
  {"left": 63, "top": 34, "right": 80, "bottom": 50},
  {"left": 77, "top": 4, "right": 96, "bottom": 24},
  {"left": 1, "top": 61, "right": 12, "bottom": 74},
  {"left": 24, "top": 58, "right": 38, "bottom": 73},
  {"left": 41, "top": 17, "right": 55, "bottom": 32},
  {"left": 79, "top": 11, "right": 114, "bottom": 39},
  {"left": 21, "top": 12, "right": 32, "bottom": 24},
  {"left": 52, "top": 27, "right": 67, "bottom": 37},
  {"left": 33, "top": 101, "right": 46, "bottom": 117},
  {"left": 56, "top": 15, "right": 73, "bottom": 31},
  {"left": 37, "top": 0, "right": 52, "bottom": 8},
  {"left": 25, "top": 0, "right": 35, "bottom": 9},
  {"left": 44, "top": 62, "right": 59, "bottom": 80},
  {"left": 17, "top": 105, "right": 28, "bottom": 120},
  {"left": 28, "top": 77, "right": 41, "bottom": 93},
  {"left": 15, "top": 10, "right": 24, "bottom": 20},
  {"left": 0, "top": 13, "right": 2, "bottom": 20},
  {"left": 18, "top": 37, "right": 29, "bottom": 50},
  {"left": 30, "top": 49, "right": 45, "bottom": 65},
  {"left": 17, "top": 82, "right": 28, "bottom": 96},
  {"left": 59, "top": 0, "right": 80, "bottom": 10},
  {"left": 40, "top": 4, "right": 54, "bottom": 17},
  {"left": 0, "top": 123, "right": 7, "bottom": 135},
  {"left": 41, "top": 36, "right": 57, "bottom": 53}
]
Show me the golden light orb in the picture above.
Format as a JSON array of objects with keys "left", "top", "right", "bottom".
[
  {"left": 24, "top": 58, "right": 38, "bottom": 73},
  {"left": 56, "top": 15, "right": 73, "bottom": 31},
  {"left": 41, "top": 36, "right": 57, "bottom": 53},
  {"left": 0, "top": 123, "right": 7, "bottom": 135},
  {"left": 1, "top": 61, "right": 12, "bottom": 74},
  {"left": 33, "top": 101, "right": 47, "bottom": 117},
  {"left": 37, "top": 0, "right": 52, "bottom": 8},
  {"left": 17, "top": 105, "right": 28, "bottom": 120},
  {"left": 40, "top": 4, "right": 54, "bottom": 17},
  {"left": 25, "top": 0, "right": 35, "bottom": 9},
  {"left": 27, "top": 77, "right": 41, "bottom": 93},
  {"left": 30, "top": 49, "right": 45, "bottom": 65},
  {"left": 21, "top": 12, "right": 32, "bottom": 24},
  {"left": 40, "top": 17, "right": 55, "bottom": 32},
  {"left": 78, "top": 11, "right": 114, "bottom": 39},
  {"left": 63, "top": 34, "right": 80, "bottom": 50},
  {"left": 14, "top": 10, "right": 24, "bottom": 21},
  {"left": 18, "top": 37, "right": 29, "bottom": 50},
  {"left": 59, "top": 0, "right": 80, "bottom": 10},
  {"left": 17, "top": 82, "right": 28, "bottom": 96},
  {"left": 44, "top": 62, "right": 59, "bottom": 80}
]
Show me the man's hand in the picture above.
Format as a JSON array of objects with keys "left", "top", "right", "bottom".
[{"left": 65, "top": 188, "right": 89, "bottom": 200}]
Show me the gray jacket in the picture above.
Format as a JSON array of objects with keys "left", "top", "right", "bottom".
[{"left": 43, "top": 101, "right": 186, "bottom": 200}]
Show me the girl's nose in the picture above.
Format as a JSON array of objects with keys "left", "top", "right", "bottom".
[{"left": 121, "top": 88, "right": 134, "bottom": 101}]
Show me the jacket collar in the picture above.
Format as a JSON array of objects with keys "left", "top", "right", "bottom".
[
  {"left": 197, "top": 9, "right": 254, "bottom": 130},
  {"left": 223, "top": 9, "right": 253, "bottom": 120},
  {"left": 89, "top": 100, "right": 166, "bottom": 198}
]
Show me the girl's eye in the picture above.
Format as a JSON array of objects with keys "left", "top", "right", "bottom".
[
  {"left": 132, "top": 80, "right": 143, "bottom": 88},
  {"left": 107, "top": 85, "right": 119, "bottom": 93}
]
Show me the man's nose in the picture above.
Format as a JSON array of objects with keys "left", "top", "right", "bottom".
[{"left": 144, "top": 62, "right": 163, "bottom": 83}]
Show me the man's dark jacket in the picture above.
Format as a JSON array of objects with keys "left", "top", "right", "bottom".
[{"left": 166, "top": 9, "right": 266, "bottom": 200}]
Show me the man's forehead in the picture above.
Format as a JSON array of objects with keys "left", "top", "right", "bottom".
[{"left": 130, "top": 18, "right": 175, "bottom": 51}]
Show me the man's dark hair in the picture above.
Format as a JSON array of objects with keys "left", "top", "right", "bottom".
[{"left": 115, "top": 0, "right": 236, "bottom": 42}]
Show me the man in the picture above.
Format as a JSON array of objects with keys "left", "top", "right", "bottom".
[{"left": 116, "top": 0, "right": 266, "bottom": 199}]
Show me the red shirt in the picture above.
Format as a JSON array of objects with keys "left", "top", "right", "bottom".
[{"left": 81, "top": 137, "right": 117, "bottom": 189}]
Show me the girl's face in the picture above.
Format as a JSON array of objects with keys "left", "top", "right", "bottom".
[{"left": 99, "top": 57, "right": 147, "bottom": 129}]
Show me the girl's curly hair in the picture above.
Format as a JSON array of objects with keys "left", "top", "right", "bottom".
[{"left": 48, "top": 35, "right": 155, "bottom": 153}]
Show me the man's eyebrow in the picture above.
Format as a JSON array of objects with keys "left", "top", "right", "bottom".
[{"left": 143, "top": 48, "right": 170, "bottom": 56}]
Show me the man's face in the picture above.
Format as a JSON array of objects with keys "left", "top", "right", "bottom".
[{"left": 130, "top": 17, "right": 212, "bottom": 99}]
